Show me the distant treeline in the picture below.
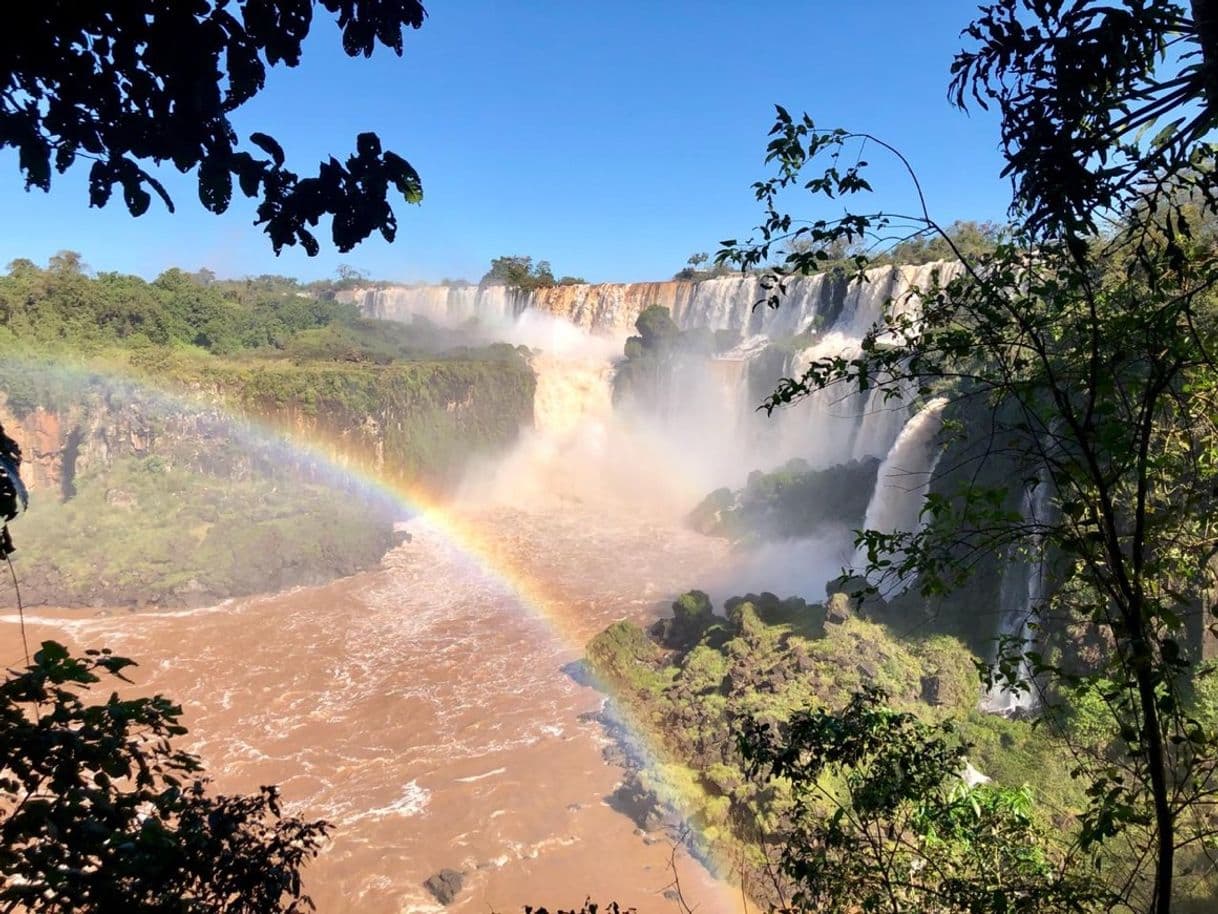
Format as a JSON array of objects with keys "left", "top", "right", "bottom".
[
  {"left": 0, "top": 253, "right": 357, "bottom": 355},
  {"left": 0, "top": 253, "right": 544, "bottom": 370}
]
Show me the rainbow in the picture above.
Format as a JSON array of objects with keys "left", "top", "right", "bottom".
[{"left": 0, "top": 352, "right": 750, "bottom": 913}]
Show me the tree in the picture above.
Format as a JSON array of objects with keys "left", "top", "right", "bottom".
[
  {"left": 719, "top": 3, "right": 1218, "bottom": 911},
  {"left": 1, "top": 2, "right": 427, "bottom": 255},
  {"left": 46, "top": 251, "right": 86, "bottom": 277},
  {"left": 687, "top": 252, "right": 709, "bottom": 270},
  {"left": 335, "top": 263, "right": 369, "bottom": 285},
  {"left": 0, "top": 641, "right": 328, "bottom": 913},
  {"left": 480, "top": 255, "right": 559, "bottom": 293},
  {"left": 949, "top": 1, "right": 1218, "bottom": 255},
  {"left": 738, "top": 688, "right": 1104, "bottom": 914}
]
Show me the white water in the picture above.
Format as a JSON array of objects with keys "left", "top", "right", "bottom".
[
  {"left": 359, "top": 266, "right": 963, "bottom": 586},
  {"left": 853, "top": 397, "right": 949, "bottom": 594},
  {"left": 350, "top": 265, "right": 960, "bottom": 482},
  {"left": 982, "top": 479, "right": 1051, "bottom": 714}
]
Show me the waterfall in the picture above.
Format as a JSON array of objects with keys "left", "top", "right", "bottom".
[
  {"left": 349, "top": 284, "right": 518, "bottom": 327},
  {"left": 982, "top": 479, "right": 1051, "bottom": 715},
  {"left": 347, "top": 262, "right": 964, "bottom": 488},
  {"left": 853, "top": 397, "right": 949, "bottom": 592},
  {"left": 531, "top": 351, "right": 615, "bottom": 439}
]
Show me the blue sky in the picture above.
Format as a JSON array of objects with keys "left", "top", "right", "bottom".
[{"left": 0, "top": 1, "right": 1009, "bottom": 284}]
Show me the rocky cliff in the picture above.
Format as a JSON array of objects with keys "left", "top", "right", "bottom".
[{"left": 0, "top": 354, "right": 536, "bottom": 607}]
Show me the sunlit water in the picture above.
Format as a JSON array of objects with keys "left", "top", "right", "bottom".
[{"left": 1, "top": 504, "right": 741, "bottom": 914}]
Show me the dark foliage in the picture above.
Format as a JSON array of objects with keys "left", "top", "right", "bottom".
[
  {"left": 739, "top": 688, "right": 1105, "bottom": 914},
  {"left": 950, "top": 1, "right": 1218, "bottom": 258},
  {"left": 0, "top": 423, "right": 23, "bottom": 560},
  {"left": 524, "top": 904, "right": 635, "bottom": 914},
  {"left": 1, "top": 2, "right": 427, "bottom": 254},
  {"left": 481, "top": 256, "right": 556, "bottom": 293},
  {"left": 0, "top": 641, "right": 329, "bottom": 913}
]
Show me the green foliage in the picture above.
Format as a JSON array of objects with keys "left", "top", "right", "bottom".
[
  {"left": 950, "top": 1, "right": 1217, "bottom": 250},
  {"left": 674, "top": 251, "right": 736, "bottom": 281},
  {"left": 12, "top": 456, "right": 395, "bottom": 607},
  {"left": 0, "top": 258, "right": 362, "bottom": 355},
  {"left": 633, "top": 305, "right": 680, "bottom": 347},
  {"left": 781, "top": 220, "right": 1003, "bottom": 273},
  {"left": 481, "top": 256, "right": 566, "bottom": 293},
  {"left": 3, "top": 3, "right": 426, "bottom": 254},
  {"left": 478, "top": 256, "right": 585, "bottom": 293},
  {"left": 0, "top": 641, "right": 328, "bottom": 913},
  {"left": 715, "top": 6, "right": 1218, "bottom": 904},
  {"left": 613, "top": 305, "right": 726, "bottom": 406},
  {"left": 688, "top": 457, "right": 880, "bottom": 542},
  {"left": 585, "top": 591, "right": 990, "bottom": 900},
  {"left": 738, "top": 688, "right": 1104, "bottom": 914}
]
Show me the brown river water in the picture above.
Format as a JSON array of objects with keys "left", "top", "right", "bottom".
[{"left": 0, "top": 504, "right": 746, "bottom": 914}]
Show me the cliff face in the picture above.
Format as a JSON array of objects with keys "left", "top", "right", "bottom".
[
  {"left": 342, "top": 280, "right": 700, "bottom": 335},
  {"left": 0, "top": 356, "right": 536, "bottom": 608},
  {"left": 526, "top": 281, "right": 698, "bottom": 332},
  {"left": 0, "top": 357, "right": 536, "bottom": 500}
]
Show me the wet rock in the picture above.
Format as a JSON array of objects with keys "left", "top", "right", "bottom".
[
  {"left": 423, "top": 869, "right": 465, "bottom": 906},
  {"left": 607, "top": 776, "right": 664, "bottom": 831},
  {"left": 792, "top": 646, "right": 816, "bottom": 673},
  {"left": 561, "top": 659, "right": 596, "bottom": 687},
  {"left": 651, "top": 590, "right": 715, "bottom": 649},
  {"left": 921, "top": 674, "right": 943, "bottom": 706}
]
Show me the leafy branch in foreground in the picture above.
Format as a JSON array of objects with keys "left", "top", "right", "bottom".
[
  {"left": 0, "top": 641, "right": 329, "bottom": 914},
  {"left": 738, "top": 688, "right": 1105, "bottom": 914},
  {"left": 1, "top": 2, "right": 428, "bottom": 254}
]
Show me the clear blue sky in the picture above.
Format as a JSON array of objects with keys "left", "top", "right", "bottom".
[{"left": 0, "top": 1, "right": 1009, "bottom": 284}]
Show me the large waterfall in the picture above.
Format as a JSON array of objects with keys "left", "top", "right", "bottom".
[
  {"left": 353, "top": 263, "right": 963, "bottom": 580},
  {"left": 346, "top": 262, "right": 956, "bottom": 340},
  {"left": 347, "top": 263, "right": 960, "bottom": 483}
]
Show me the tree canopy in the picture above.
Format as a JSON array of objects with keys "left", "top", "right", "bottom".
[
  {"left": 951, "top": 0, "right": 1218, "bottom": 257},
  {"left": 1, "top": 2, "right": 427, "bottom": 255}
]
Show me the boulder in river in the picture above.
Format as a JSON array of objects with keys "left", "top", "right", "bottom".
[{"left": 423, "top": 869, "right": 465, "bottom": 906}]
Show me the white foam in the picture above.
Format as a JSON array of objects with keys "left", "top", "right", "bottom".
[
  {"left": 454, "top": 766, "right": 507, "bottom": 783},
  {"left": 344, "top": 780, "right": 431, "bottom": 824}
]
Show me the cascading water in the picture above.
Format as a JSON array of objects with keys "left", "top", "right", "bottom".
[
  {"left": 982, "top": 479, "right": 1051, "bottom": 714},
  {"left": 853, "top": 397, "right": 949, "bottom": 594},
  {"left": 352, "top": 284, "right": 519, "bottom": 328},
  {"left": 344, "top": 264, "right": 971, "bottom": 505}
]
